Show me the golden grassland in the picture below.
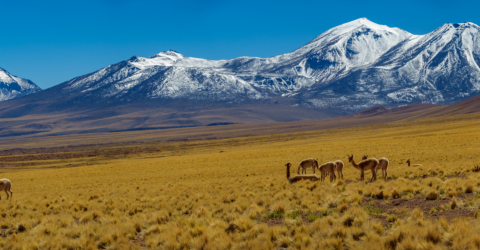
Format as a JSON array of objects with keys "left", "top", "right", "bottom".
[{"left": 2, "top": 114, "right": 480, "bottom": 249}]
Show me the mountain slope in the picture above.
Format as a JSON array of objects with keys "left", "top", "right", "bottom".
[
  {"left": 0, "top": 18, "right": 414, "bottom": 118},
  {"left": 0, "top": 68, "right": 41, "bottom": 101},
  {"left": 308, "top": 22, "right": 480, "bottom": 110},
  {"left": 1, "top": 18, "right": 480, "bottom": 139}
]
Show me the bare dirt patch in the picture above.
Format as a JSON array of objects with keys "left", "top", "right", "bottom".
[{"left": 362, "top": 192, "right": 476, "bottom": 221}]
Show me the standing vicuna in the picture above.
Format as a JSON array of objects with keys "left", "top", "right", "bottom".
[
  {"left": 0, "top": 179, "right": 13, "bottom": 200},
  {"left": 333, "top": 160, "right": 344, "bottom": 180},
  {"left": 363, "top": 155, "right": 389, "bottom": 180},
  {"left": 285, "top": 163, "right": 320, "bottom": 184},
  {"left": 297, "top": 158, "right": 319, "bottom": 175},
  {"left": 318, "top": 162, "right": 337, "bottom": 182},
  {"left": 348, "top": 155, "right": 379, "bottom": 182},
  {"left": 406, "top": 159, "right": 422, "bottom": 167}
]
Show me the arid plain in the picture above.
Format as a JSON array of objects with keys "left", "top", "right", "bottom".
[{"left": 1, "top": 112, "right": 480, "bottom": 249}]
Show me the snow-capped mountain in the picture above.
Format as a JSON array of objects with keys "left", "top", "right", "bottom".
[
  {"left": 0, "top": 68, "right": 41, "bottom": 101},
  {"left": 2, "top": 18, "right": 480, "bottom": 122},
  {"left": 46, "top": 18, "right": 414, "bottom": 107},
  {"left": 312, "top": 21, "right": 480, "bottom": 110}
]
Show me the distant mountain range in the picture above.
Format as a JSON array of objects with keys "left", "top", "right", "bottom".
[
  {"left": 0, "top": 18, "right": 480, "bottom": 138},
  {"left": 0, "top": 68, "right": 41, "bottom": 101}
]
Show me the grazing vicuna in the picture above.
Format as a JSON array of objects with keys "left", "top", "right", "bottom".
[
  {"left": 285, "top": 163, "right": 320, "bottom": 184},
  {"left": 318, "top": 162, "right": 337, "bottom": 182},
  {"left": 406, "top": 159, "right": 422, "bottom": 167},
  {"left": 362, "top": 155, "right": 389, "bottom": 180},
  {"left": 348, "top": 155, "right": 379, "bottom": 182},
  {"left": 333, "top": 160, "right": 344, "bottom": 180},
  {"left": 473, "top": 165, "right": 480, "bottom": 172},
  {"left": 0, "top": 179, "right": 13, "bottom": 200},
  {"left": 297, "top": 158, "right": 319, "bottom": 174}
]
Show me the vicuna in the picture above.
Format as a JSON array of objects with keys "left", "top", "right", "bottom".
[
  {"left": 348, "top": 155, "right": 379, "bottom": 182},
  {"left": 297, "top": 158, "right": 319, "bottom": 174},
  {"left": 406, "top": 159, "right": 422, "bottom": 167},
  {"left": 285, "top": 163, "right": 320, "bottom": 184},
  {"left": 318, "top": 162, "right": 337, "bottom": 182},
  {"left": 0, "top": 179, "right": 13, "bottom": 200},
  {"left": 363, "top": 155, "right": 389, "bottom": 180}
]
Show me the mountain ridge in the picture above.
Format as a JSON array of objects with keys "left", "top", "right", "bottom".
[{"left": 0, "top": 18, "right": 479, "bottom": 138}]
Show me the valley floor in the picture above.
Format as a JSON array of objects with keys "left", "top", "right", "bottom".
[{"left": 1, "top": 113, "right": 480, "bottom": 249}]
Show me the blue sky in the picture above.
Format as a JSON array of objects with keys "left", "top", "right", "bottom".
[{"left": 1, "top": 0, "right": 479, "bottom": 89}]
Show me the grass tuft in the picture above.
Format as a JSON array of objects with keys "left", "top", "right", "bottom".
[
  {"left": 338, "top": 204, "right": 348, "bottom": 213},
  {"left": 451, "top": 197, "right": 458, "bottom": 210},
  {"left": 426, "top": 190, "right": 439, "bottom": 200}
]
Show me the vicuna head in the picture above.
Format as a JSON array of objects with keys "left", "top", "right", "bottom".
[
  {"left": 406, "top": 159, "right": 411, "bottom": 164},
  {"left": 347, "top": 154, "right": 354, "bottom": 163},
  {"left": 473, "top": 165, "right": 480, "bottom": 172},
  {"left": 285, "top": 163, "right": 292, "bottom": 168},
  {"left": 362, "top": 155, "right": 368, "bottom": 160}
]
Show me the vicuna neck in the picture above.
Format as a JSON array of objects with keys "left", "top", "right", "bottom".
[
  {"left": 286, "top": 165, "right": 290, "bottom": 179},
  {"left": 350, "top": 159, "right": 360, "bottom": 169}
]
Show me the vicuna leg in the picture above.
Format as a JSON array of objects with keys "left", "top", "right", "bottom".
[
  {"left": 360, "top": 170, "right": 364, "bottom": 181},
  {"left": 5, "top": 190, "right": 8, "bottom": 200},
  {"left": 370, "top": 169, "right": 376, "bottom": 182},
  {"left": 330, "top": 172, "right": 336, "bottom": 182}
]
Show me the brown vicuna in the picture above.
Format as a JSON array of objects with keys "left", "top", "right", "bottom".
[
  {"left": 348, "top": 155, "right": 379, "bottom": 182},
  {"left": 362, "top": 155, "right": 389, "bottom": 180},
  {"left": 406, "top": 159, "right": 422, "bottom": 167},
  {"left": 317, "top": 162, "right": 337, "bottom": 182},
  {"left": 333, "top": 160, "right": 344, "bottom": 179},
  {"left": 0, "top": 179, "right": 13, "bottom": 200},
  {"left": 285, "top": 163, "right": 320, "bottom": 184},
  {"left": 297, "top": 158, "right": 319, "bottom": 174},
  {"left": 473, "top": 165, "right": 480, "bottom": 172}
]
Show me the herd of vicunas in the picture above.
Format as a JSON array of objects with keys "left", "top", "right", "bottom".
[
  {"left": 0, "top": 157, "right": 424, "bottom": 199},
  {"left": 285, "top": 155, "right": 422, "bottom": 184}
]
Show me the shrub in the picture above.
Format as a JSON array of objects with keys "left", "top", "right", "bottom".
[
  {"left": 272, "top": 202, "right": 286, "bottom": 214},
  {"left": 466, "top": 184, "right": 474, "bottom": 193},
  {"left": 387, "top": 215, "right": 398, "bottom": 223},
  {"left": 373, "top": 190, "right": 384, "bottom": 200},
  {"left": 447, "top": 191, "right": 457, "bottom": 198},
  {"left": 426, "top": 190, "right": 439, "bottom": 200},
  {"left": 343, "top": 216, "right": 355, "bottom": 227},
  {"left": 392, "top": 189, "right": 400, "bottom": 199},
  {"left": 339, "top": 204, "right": 349, "bottom": 213},
  {"left": 451, "top": 197, "right": 458, "bottom": 209},
  {"left": 426, "top": 228, "right": 442, "bottom": 244}
]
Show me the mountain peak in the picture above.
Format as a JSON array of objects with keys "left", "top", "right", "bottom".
[
  {"left": 150, "top": 50, "right": 184, "bottom": 59},
  {"left": 343, "top": 18, "right": 408, "bottom": 35},
  {"left": 438, "top": 22, "right": 480, "bottom": 31},
  {"left": 0, "top": 67, "right": 41, "bottom": 101}
]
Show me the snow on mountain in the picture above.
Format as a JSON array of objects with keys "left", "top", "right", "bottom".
[
  {"left": 310, "top": 21, "right": 480, "bottom": 110},
  {"left": 267, "top": 18, "right": 412, "bottom": 78},
  {"left": 6, "top": 18, "right": 480, "bottom": 116},
  {"left": 57, "top": 18, "right": 414, "bottom": 104},
  {"left": 0, "top": 68, "right": 41, "bottom": 101}
]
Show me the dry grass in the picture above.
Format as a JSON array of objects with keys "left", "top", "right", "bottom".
[{"left": 0, "top": 113, "right": 480, "bottom": 248}]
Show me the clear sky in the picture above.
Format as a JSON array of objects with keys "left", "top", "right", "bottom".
[{"left": 1, "top": 0, "right": 479, "bottom": 89}]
